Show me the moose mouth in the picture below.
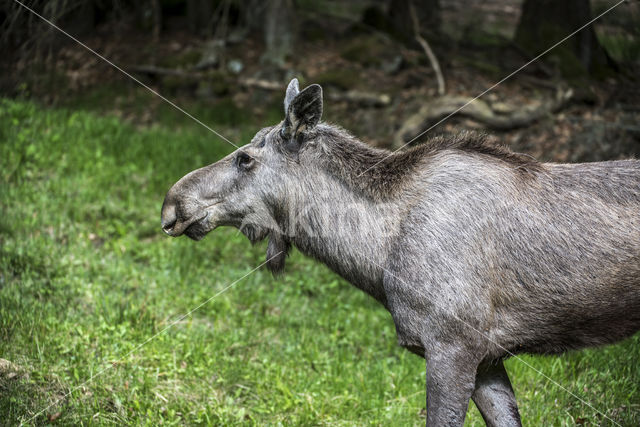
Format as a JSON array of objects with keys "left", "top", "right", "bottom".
[{"left": 183, "top": 212, "right": 212, "bottom": 241}]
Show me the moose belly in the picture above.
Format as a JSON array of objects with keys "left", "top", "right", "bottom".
[{"left": 497, "top": 286, "right": 640, "bottom": 356}]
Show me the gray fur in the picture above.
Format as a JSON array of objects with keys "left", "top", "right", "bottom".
[
  {"left": 282, "top": 83, "right": 323, "bottom": 147},
  {"left": 161, "top": 79, "right": 640, "bottom": 426},
  {"left": 284, "top": 77, "right": 300, "bottom": 115}
]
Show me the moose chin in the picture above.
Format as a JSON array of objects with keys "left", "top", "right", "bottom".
[{"left": 162, "top": 78, "right": 640, "bottom": 426}]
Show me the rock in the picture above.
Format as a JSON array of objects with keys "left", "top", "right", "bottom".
[
  {"left": 195, "top": 39, "right": 225, "bottom": 70},
  {"left": 227, "top": 59, "right": 244, "bottom": 75},
  {"left": 227, "top": 28, "right": 248, "bottom": 45},
  {"left": 382, "top": 55, "right": 404, "bottom": 75},
  {"left": 0, "top": 358, "right": 28, "bottom": 380},
  {"left": 0, "top": 358, "right": 18, "bottom": 371},
  {"left": 315, "top": 69, "right": 360, "bottom": 90}
]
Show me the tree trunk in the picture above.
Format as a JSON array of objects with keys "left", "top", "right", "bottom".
[
  {"left": 514, "top": 0, "right": 613, "bottom": 78},
  {"left": 388, "top": 0, "right": 440, "bottom": 42},
  {"left": 261, "top": 0, "right": 295, "bottom": 68},
  {"left": 151, "top": 0, "right": 161, "bottom": 41},
  {"left": 186, "top": 0, "right": 213, "bottom": 36}
]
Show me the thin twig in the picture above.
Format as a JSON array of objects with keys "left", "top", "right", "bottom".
[{"left": 408, "top": 0, "right": 445, "bottom": 96}]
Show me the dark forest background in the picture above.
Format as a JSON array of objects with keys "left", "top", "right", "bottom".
[{"left": 1, "top": 0, "right": 639, "bottom": 160}]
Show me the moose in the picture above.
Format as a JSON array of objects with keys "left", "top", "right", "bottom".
[{"left": 162, "top": 79, "right": 640, "bottom": 426}]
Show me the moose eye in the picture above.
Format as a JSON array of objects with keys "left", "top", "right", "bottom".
[{"left": 235, "top": 152, "right": 254, "bottom": 170}]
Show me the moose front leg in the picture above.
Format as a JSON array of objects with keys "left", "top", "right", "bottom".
[
  {"left": 425, "top": 344, "right": 480, "bottom": 427},
  {"left": 472, "top": 360, "right": 522, "bottom": 426}
]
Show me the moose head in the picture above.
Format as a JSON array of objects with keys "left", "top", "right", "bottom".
[{"left": 161, "top": 79, "right": 325, "bottom": 272}]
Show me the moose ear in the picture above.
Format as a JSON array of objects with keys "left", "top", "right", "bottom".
[
  {"left": 283, "top": 78, "right": 300, "bottom": 115},
  {"left": 281, "top": 84, "right": 323, "bottom": 149}
]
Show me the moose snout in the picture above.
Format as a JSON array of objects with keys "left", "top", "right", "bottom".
[
  {"left": 161, "top": 200, "right": 179, "bottom": 236},
  {"left": 161, "top": 190, "right": 210, "bottom": 237}
]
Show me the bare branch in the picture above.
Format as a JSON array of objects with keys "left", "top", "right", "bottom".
[{"left": 408, "top": 0, "right": 445, "bottom": 95}]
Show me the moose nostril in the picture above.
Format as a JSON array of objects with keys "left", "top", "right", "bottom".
[{"left": 162, "top": 217, "right": 177, "bottom": 232}]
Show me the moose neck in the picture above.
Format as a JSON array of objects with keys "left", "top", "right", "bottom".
[
  {"left": 313, "top": 124, "right": 428, "bottom": 199},
  {"left": 285, "top": 131, "right": 412, "bottom": 306},
  {"left": 290, "top": 177, "right": 400, "bottom": 306}
]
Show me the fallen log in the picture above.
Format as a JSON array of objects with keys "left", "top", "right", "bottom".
[
  {"left": 327, "top": 90, "right": 391, "bottom": 107},
  {"left": 394, "top": 88, "right": 573, "bottom": 148},
  {"left": 129, "top": 64, "right": 199, "bottom": 78},
  {"left": 128, "top": 68, "right": 392, "bottom": 106},
  {"left": 238, "top": 78, "right": 281, "bottom": 90}
]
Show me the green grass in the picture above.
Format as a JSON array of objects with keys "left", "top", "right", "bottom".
[{"left": 0, "top": 99, "right": 638, "bottom": 425}]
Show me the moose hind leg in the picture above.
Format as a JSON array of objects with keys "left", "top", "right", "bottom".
[{"left": 472, "top": 360, "right": 522, "bottom": 427}]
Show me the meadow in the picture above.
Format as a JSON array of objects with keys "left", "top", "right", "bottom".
[{"left": 0, "top": 98, "right": 638, "bottom": 425}]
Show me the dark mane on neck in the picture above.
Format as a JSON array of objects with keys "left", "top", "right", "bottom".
[{"left": 313, "top": 125, "right": 541, "bottom": 199}]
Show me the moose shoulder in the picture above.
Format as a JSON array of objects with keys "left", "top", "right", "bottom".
[{"left": 161, "top": 79, "right": 640, "bottom": 426}]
